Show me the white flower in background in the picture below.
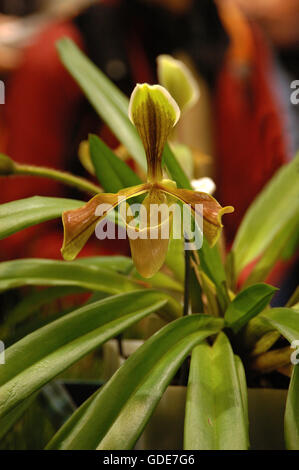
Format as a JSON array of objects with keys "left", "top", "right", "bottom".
[{"left": 191, "top": 177, "right": 216, "bottom": 195}]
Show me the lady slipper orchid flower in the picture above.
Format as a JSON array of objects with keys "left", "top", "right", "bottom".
[{"left": 61, "top": 84, "right": 234, "bottom": 278}]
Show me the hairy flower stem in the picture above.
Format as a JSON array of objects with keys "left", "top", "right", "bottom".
[
  {"left": 14, "top": 163, "right": 101, "bottom": 195},
  {"left": 183, "top": 248, "right": 191, "bottom": 317},
  {"left": 179, "top": 245, "right": 191, "bottom": 386}
]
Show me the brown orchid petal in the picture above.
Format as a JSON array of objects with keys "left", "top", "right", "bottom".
[
  {"left": 157, "top": 183, "right": 234, "bottom": 246},
  {"left": 61, "top": 184, "right": 150, "bottom": 261},
  {"left": 129, "top": 84, "right": 180, "bottom": 182},
  {"left": 126, "top": 189, "right": 173, "bottom": 278}
]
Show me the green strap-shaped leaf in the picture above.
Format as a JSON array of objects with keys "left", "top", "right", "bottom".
[
  {"left": 261, "top": 307, "right": 299, "bottom": 343},
  {"left": 244, "top": 214, "right": 299, "bottom": 286},
  {"left": 97, "top": 332, "right": 215, "bottom": 449},
  {"left": 0, "top": 258, "right": 140, "bottom": 294},
  {"left": 73, "top": 255, "right": 133, "bottom": 273},
  {"left": 285, "top": 365, "right": 299, "bottom": 449},
  {"left": 47, "top": 315, "right": 223, "bottom": 450},
  {"left": 131, "top": 268, "right": 183, "bottom": 293},
  {"left": 0, "top": 286, "right": 85, "bottom": 339},
  {"left": 163, "top": 143, "right": 191, "bottom": 190},
  {"left": 0, "top": 196, "right": 83, "bottom": 239},
  {"left": 56, "top": 38, "right": 146, "bottom": 170},
  {"left": 89, "top": 134, "right": 142, "bottom": 192},
  {"left": 0, "top": 290, "right": 169, "bottom": 419},
  {"left": 233, "top": 153, "right": 299, "bottom": 275},
  {"left": 198, "top": 238, "right": 230, "bottom": 312},
  {"left": 224, "top": 283, "right": 277, "bottom": 333},
  {"left": 234, "top": 355, "right": 249, "bottom": 429},
  {"left": 184, "top": 333, "right": 249, "bottom": 450}
]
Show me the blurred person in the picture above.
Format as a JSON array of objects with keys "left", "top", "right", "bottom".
[
  {"left": 214, "top": 0, "right": 298, "bottom": 297},
  {"left": 214, "top": 0, "right": 298, "bottom": 238},
  {"left": 234, "top": 0, "right": 299, "bottom": 47},
  {"left": 0, "top": 15, "right": 22, "bottom": 72}
]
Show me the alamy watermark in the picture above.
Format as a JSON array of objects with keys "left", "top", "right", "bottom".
[
  {"left": 291, "top": 340, "right": 299, "bottom": 365},
  {"left": 290, "top": 80, "right": 299, "bottom": 105},
  {"left": 94, "top": 200, "right": 204, "bottom": 250},
  {"left": 0, "top": 80, "right": 5, "bottom": 104}
]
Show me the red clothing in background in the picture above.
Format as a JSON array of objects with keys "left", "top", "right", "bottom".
[
  {"left": 0, "top": 21, "right": 84, "bottom": 260},
  {"left": 214, "top": 26, "right": 287, "bottom": 243}
]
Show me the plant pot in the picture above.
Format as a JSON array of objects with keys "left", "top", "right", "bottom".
[
  {"left": 135, "top": 386, "right": 288, "bottom": 450},
  {"left": 101, "top": 339, "right": 144, "bottom": 381}
]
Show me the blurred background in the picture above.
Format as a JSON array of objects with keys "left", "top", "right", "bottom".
[
  {"left": 0, "top": 0, "right": 298, "bottom": 281},
  {"left": 0, "top": 0, "right": 298, "bottom": 449}
]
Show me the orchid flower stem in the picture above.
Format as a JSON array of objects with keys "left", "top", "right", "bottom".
[
  {"left": 14, "top": 163, "right": 101, "bottom": 195},
  {"left": 179, "top": 243, "right": 191, "bottom": 386},
  {"left": 117, "top": 334, "right": 124, "bottom": 359},
  {"left": 183, "top": 246, "right": 191, "bottom": 317}
]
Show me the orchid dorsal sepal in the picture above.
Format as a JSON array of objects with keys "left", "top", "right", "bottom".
[
  {"left": 157, "top": 54, "right": 200, "bottom": 113},
  {"left": 128, "top": 83, "right": 180, "bottom": 183}
]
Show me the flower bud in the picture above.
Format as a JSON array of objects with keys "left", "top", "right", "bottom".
[{"left": 0, "top": 154, "right": 15, "bottom": 175}]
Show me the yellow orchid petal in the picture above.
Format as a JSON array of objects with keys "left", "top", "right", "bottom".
[
  {"left": 128, "top": 83, "right": 180, "bottom": 182},
  {"left": 157, "top": 54, "right": 200, "bottom": 113},
  {"left": 61, "top": 183, "right": 150, "bottom": 261},
  {"left": 157, "top": 182, "right": 234, "bottom": 247},
  {"left": 126, "top": 188, "right": 172, "bottom": 278}
]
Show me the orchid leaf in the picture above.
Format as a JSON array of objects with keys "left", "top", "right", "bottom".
[
  {"left": 184, "top": 333, "right": 249, "bottom": 450},
  {"left": 198, "top": 238, "right": 230, "bottom": 312},
  {"left": 285, "top": 365, "right": 299, "bottom": 449},
  {"left": 2, "top": 256, "right": 133, "bottom": 332},
  {"left": 56, "top": 38, "right": 146, "bottom": 170},
  {"left": 0, "top": 286, "right": 85, "bottom": 336},
  {"left": 261, "top": 307, "right": 299, "bottom": 344},
  {"left": 0, "top": 196, "right": 83, "bottom": 239},
  {"left": 0, "top": 393, "right": 38, "bottom": 441},
  {"left": 165, "top": 237, "right": 185, "bottom": 283},
  {"left": 0, "top": 290, "right": 169, "bottom": 419},
  {"left": 47, "top": 315, "right": 223, "bottom": 449},
  {"left": 224, "top": 283, "right": 277, "bottom": 333},
  {"left": 163, "top": 143, "right": 191, "bottom": 189},
  {"left": 89, "top": 134, "right": 142, "bottom": 192},
  {"left": 233, "top": 153, "right": 299, "bottom": 275},
  {"left": 131, "top": 268, "right": 183, "bottom": 293},
  {"left": 244, "top": 213, "right": 299, "bottom": 286},
  {"left": 0, "top": 258, "right": 141, "bottom": 294}
]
